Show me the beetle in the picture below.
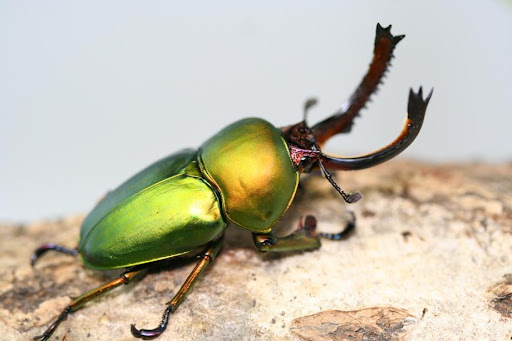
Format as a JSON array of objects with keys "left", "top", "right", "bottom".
[{"left": 30, "top": 24, "right": 432, "bottom": 340}]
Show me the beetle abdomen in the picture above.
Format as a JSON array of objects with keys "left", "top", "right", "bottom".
[{"left": 199, "top": 118, "right": 299, "bottom": 233}]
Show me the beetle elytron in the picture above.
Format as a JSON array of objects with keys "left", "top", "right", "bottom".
[{"left": 31, "top": 24, "right": 432, "bottom": 340}]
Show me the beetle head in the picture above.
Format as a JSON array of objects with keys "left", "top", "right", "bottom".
[{"left": 282, "top": 99, "right": 362, "bottom": 204}]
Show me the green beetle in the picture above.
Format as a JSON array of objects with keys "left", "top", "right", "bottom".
[{"left": 31, "top": 24, "right": 432, "bottom": 340}]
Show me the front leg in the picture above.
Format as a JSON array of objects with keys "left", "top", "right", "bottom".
[
  {"left": 253, "top": 213, "right": 356, "bottom": 252},
  {"left": 253, "top": 216, "right": 321, "bottom": 252}
]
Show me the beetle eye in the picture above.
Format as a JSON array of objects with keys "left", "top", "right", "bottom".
[{"left": 299, "top": 156, "right": 315, "bottom": 173}]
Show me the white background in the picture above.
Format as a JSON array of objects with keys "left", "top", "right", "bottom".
[{"left": 2, "top": 1, "right": 511, "bottom": 222}]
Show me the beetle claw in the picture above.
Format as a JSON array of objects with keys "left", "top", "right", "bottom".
[
  {"left": 131, "top": 323, "right": 166, "bottom": 340},
  {"left": 130, "top": 305, "right": 173, "bottom": 339},
  {"left": 131, "top": 324, "right": 164, "bottom": 340}
]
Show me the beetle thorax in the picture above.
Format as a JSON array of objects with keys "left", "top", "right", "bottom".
[{"left": 199, "top": 118, "right": 299, "bottom": 233}]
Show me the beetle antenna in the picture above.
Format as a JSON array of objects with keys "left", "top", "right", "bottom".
[
  {"left": 318, "top": 159, "right": 363, "bottom": 204},
  {"left": 303, "top": 98, "right": 318, "bottom": 124}
]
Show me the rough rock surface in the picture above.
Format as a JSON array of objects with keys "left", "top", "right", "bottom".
[{"left": 1, "top": 161, "right": 511, "bottom": 341}]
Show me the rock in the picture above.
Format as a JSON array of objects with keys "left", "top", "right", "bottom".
[
  {"left": 290, "top": 307, "right": 415, "bottom": 341},
  {"left": 1, "top": 161, "right": 511, "bottom": 340}
]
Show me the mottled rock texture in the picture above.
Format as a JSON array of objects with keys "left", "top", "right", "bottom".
[{"left": 1, "top": 161, "right": 511, "bottom": 340}]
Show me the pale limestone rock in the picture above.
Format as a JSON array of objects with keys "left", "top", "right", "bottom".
[{"left": 1, "top": 161, "right": 511, "bottom": 340}]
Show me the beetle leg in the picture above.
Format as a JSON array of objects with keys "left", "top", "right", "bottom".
[
  {"left": 312, "top": 24, "right": 405, "bottom": 145},
  {"left": 317, "top": 211, "right": 356, "bottom": 241},
  {"left": 130, "top": 238, "right": 223, "bottom": 339},
  {"left": 33, "top": 267, "right": 147, "bottom": 341},
  {"left": 253, "top": 217, "right": 321, "bottom": 252},
  {"left": 254, "top": 212, "right": 356, "bottom": 252},
  {"left": 30, "top": 243, "right": 78, "bottom": 266},
  {"left": 320, "top": 87, "right": 432, "bottom": 171}
]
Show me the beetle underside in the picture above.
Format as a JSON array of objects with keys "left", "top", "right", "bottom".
[{"left": 30, "top": 23, "right": 432, "bottom": 341}]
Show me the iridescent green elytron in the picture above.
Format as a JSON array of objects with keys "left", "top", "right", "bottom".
[{"left": 31, "top": 24, "right": 432, "bottom": 341}]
